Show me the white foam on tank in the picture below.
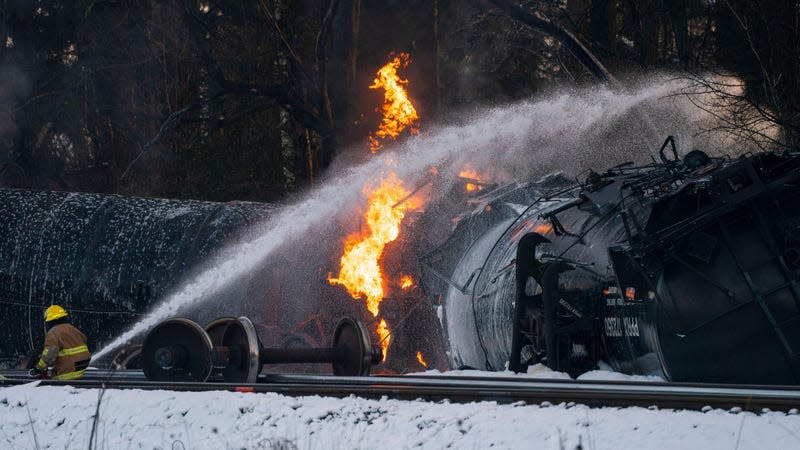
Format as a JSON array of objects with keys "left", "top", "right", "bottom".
[{"left": 94, "top": 75, "right": 733, "bottom": 360}]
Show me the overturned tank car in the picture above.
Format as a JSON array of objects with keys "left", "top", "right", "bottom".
[
  {"left": 421, "top": 137, "right": 800, "bottom": 384},
  {"left": 0, "top": 190, "right": 277, "bottom": 368}
]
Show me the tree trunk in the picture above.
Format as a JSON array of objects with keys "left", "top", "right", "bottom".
[
  {"left": 763, "top": 1, "right": 800, "bottom": 146},
  {"left": 433, "top": 0, "right": 441, "bottom": 114},
  {"left": 637, "top": 0, "right": 661, "bottom": 66},
  {"left": 590, "top": 0, "right": 617, "bottom": 54},
  {"left": 667, "top": 0, "right": 689, "bottom": 65},
  {"left": 275, "top": 0, "right": 297, "bottom": 191},
  {"left": 329, "top": 0, "right": 361, "bottom": 147}
]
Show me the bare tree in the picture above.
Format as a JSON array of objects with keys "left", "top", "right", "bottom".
[
  {"left": 488, "top": 0, "right": 617, "bottom": 83},
  {"left": 680, "top": 0, "right": 800, "bottom": 150}
]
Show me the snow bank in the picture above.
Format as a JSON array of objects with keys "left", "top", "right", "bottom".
[
  {"left": 1, "top": 382, "right": 798, "bottom": 450},
  {"left": 412, "top": 362, "right": 665, "bottom": 383}
]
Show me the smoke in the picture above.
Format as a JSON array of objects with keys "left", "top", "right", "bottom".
[
  {"left": 388, "top": 74, "right": 757, "bottom": 190},
  {"left": 93, "top": 74, "right": 747, "bottom": 360}
]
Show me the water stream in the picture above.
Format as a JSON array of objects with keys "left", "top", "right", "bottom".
[{"left": 93, "top": 76, "right": 742, "bottom": 360}]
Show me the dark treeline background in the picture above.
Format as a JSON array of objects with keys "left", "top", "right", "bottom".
[{"left": 0, "top": 0, "right": 796, "bottom": 202}]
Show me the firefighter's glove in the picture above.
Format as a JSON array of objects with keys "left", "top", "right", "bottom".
[{"left": 27, "top": 368, "right": 42, "bottom": 379}]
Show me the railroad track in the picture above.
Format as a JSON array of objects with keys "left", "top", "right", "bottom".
[{"left": 2, "top": 369, "right": 799, "bottom": 413}]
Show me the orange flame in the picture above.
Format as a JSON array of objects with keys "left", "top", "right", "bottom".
[
  {"left": 328, "top": 173, "right": 420, "bottom": 316},
  {"left": 416, "top": 351, "right": 428, "bottom": 368},
  {"left": 459, "top": 166, "right": 485, "bottom": 193},
  {"left": 458, "top": 168, "right": 481, "bottom": 179},
  {"left": 377, "top": 319, "right": 391, "bottom": 363},
  {"left": 369, "top": 53, "right": 420, "bottom": 152},
  {"left": 400, "top": 274, "right": 414, "bottom": 290},
  {"left": 533, "top": 223, "right": 554, "bottom": 234},
  {"left": 328, "top": 54, "right": 422, "bottom": 367}
]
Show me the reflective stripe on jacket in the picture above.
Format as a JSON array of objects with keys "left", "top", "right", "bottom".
[{"left": 37, "top": 323, "right": 91, "bottom": 380}]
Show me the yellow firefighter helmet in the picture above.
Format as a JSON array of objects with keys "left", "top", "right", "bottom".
[{"left": 44, "top": 305, "right": 68, "bottom": 322}]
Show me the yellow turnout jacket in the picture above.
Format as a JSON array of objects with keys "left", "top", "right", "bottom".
[{"left": 37, "top": 323, "right": 91, "bottom": 380}]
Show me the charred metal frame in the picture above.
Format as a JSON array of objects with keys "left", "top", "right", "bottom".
[{"left": 506, "top": 136, "right": 800, "bottom": 383}]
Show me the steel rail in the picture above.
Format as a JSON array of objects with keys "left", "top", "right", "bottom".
[{"left": 2, "top": 370, "right": 799, "bottom": 412}]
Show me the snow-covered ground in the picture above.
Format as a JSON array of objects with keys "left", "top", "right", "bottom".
[{"left": 2, "top": 366, "right": 799, "bottom": 450}]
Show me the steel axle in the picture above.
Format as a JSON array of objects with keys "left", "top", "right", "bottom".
[{"left": 142, "top": 316, "right": 381, "bottom": 382}]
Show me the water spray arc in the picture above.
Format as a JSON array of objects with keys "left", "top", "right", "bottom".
[{"left": 1, "top": 78, "right": 730, "bottom": 373}]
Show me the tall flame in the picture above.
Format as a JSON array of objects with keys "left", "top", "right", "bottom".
[
  {"left": 328, "top": 173, "right": 419, "bottom": 316},
  {"left": 369, "top": 53, "right": 420, "bottom": 152},
  {"left": 328, "top": 53, "right": 423, "bottom": 367}
]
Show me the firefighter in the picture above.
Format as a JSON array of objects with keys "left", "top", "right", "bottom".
[{"left": 28, "top": 305, "right": 91, "bottom": 380}]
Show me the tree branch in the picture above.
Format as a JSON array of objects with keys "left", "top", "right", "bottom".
[{"left": 487, "top": 0, "right": 618, "bottom": 84}]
